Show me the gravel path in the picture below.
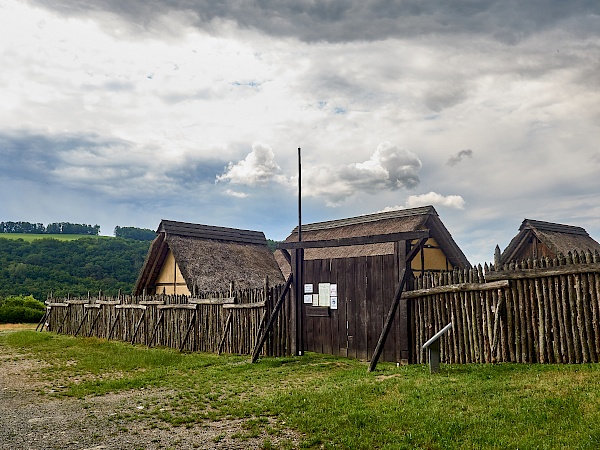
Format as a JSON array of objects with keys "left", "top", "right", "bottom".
[{"left": 0, "top": 336, "right": 299, "bottom": 449}]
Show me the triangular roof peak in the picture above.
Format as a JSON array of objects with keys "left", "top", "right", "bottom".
[
  {"left": 283, "top": 205, "right": 469, "bottom": 269},
  {"left": 500, "top": 218, "right": 600, "bottom": 265},
  {"left": 157, "top": 219, "right": 267, "bottom": 246}
]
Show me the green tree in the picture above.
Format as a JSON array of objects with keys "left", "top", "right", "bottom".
[{"left": 0, "top": 295, "right": 45, "bottom": 324}]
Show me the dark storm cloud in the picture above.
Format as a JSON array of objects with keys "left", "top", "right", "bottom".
[
  {"left": 0, "top": 130, "right": 117, "bottom": 180},
  {"left": 28, "top": 0, "right": 600, "bottom": 43},
  {"left": 447, "top": 149, "right": 473, "bottom": 166},
  {"left": 0, "top": 130, "right": 233, "bottom": 201}
]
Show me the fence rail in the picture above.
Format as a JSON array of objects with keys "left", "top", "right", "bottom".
[{"left": 43, "top": 282, "right": 291, "bottom": 357}]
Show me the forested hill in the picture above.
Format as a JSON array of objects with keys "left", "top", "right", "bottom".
[{"left": 0, "top": 237, "right": 150, "bottom": 300}]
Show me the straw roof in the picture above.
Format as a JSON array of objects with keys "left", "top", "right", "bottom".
[
  {"left": 277, "top": 206, "right": 469, "bottom": 272},
  {"left": 133, "top": 220, "right": 284, "bottom": 294},
  {"left": 500, "top": 219, "right": 600, "bottom": 264}
]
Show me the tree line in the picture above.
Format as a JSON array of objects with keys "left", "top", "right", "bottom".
[
  {"left": 0, "top": 237, "right": 150, "bottom": 301},
  {"left": 113, "top": 226, "right": 156, "bottom": 241},
  {"left": 0, "top": 221, "right": 100, "bottom": 235}
]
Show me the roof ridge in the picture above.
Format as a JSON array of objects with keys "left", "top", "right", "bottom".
[
  {"left": 521, "top": 219, "right": 589, "bottom": 237},
  {"left": 158, "top": 220, "right": 267, "bottom": 245},
  {"left": 293, "top": 205, "right": 437, "bottom": 232}
]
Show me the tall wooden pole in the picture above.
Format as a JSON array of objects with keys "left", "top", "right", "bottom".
[{"left": 295, "top": 147, "right": 304, "bottom": 356}]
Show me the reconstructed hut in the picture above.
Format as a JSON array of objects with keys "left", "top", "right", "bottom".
[
  {"left": 134, "top": 220, "right": 285, "bottom": 295},
  {"left": 278, "top": 205, "right": 470, "bottom": 363},
  {"left": 499, "top": 219, "right": 600, "bottom": 265}
]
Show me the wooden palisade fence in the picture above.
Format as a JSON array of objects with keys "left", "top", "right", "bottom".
[
  {"left": 410, "top": 250, "right": 600, "bottom": 365},
  {"left": 42, "top": 250, "right": 600, "bottom": 365},
  {"left": 42, "top": 279, "right": 292, "bottom": 357}
]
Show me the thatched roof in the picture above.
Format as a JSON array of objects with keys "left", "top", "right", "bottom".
[
  {"left": 277, "top": 206, "right": 469, "bottom": 273},
  {"left": 133, "top": 220, "right": 284, "bottom": 294},
  {"left": 500, "top": 219, "right": 600, "bottom": 264}
]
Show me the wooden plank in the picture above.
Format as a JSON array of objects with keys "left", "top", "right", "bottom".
[
  {"left": 157, "top": 304, "right": 197, "bottom": 310},
  {"left": 278, "top": 230, "right": 429, "bottom": 250},
  {"left": 402, "top": 280, "right": 510, "bottom": 298},
  {"left": 116, "top": 304, "right": 147, "bottom": 310},
  {"left": 306, "top": 307, "right": 330, "bottom": 317},
  {"left": 345, "top": 257, "right": 357, "bottom": 359},
  {"left": 330, "top": 258, "right": 341, "bottom": 357},
  {"left": 368, "top": 269, "right": 408, "bottom": 372},
  {"left": 487, "top": 263, "right": 600, "bottom": 280},
  {"left": 188, "top": 297, "right": 236, "bottom": 305},
  {"left": 355, "top": 256, "right": 368, "bottom": 360},
  {"left": 303, "top": 259, "right": 316, "bottom": 353},
  {"left": 223, "top": 301, "right": 266, "bottom": 309}
]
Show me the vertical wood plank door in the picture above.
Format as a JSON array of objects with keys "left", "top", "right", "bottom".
[{"left": 302, "top": 254, "right": 400, "bottom": 362}]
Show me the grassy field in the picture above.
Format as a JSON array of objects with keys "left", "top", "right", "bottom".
[
  {"left": 2, "top": 331, "right": 600, "bottom": 449},
  {"left": 0, "top": 233, "right": 111, "bottom": 242}
]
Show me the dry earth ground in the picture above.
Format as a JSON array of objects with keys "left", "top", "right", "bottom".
[{"left": 0, "top": 327, "right": 300, "bottom": 450}]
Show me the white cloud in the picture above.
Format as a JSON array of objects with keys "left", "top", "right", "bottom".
[
  {"left": 303, "top": 142, "right": 422, "bottom": 206},
  {"left": 406, "top": 192, "right": 466, "bottom": 210},
  {"left": 224, "top": 189, "right": 249, "bottom": 198},
  {"left": 216, "top": 142, "right": 286, "bottom": 186}
]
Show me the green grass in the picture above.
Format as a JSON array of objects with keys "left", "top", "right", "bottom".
[
  {"left": 2, "top": 331, "right": 600, "bottom": 449},
  {"left": 0, "top": 233, "right": 111, "bottom": 242}
]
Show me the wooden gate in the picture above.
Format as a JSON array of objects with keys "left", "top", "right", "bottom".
[{"left": 302, "top": 254, "right": 402, "bottom": 362}]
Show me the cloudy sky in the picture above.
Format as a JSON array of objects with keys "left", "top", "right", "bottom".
[{"left": 1, "top": 0, "right": 600, "bottom": 263}]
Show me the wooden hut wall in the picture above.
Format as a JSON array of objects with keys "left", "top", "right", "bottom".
[
  {"left": 410, "top": 238, "right": 452, "bottom": 275},
  {"left": 154, "top": 249, "right": 191, "bottom": 296},
  {"left": 302, "top": 254, "right": 401, "bottom": 362}
]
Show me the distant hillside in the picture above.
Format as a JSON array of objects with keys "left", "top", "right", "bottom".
[
  {"left": 0, "top": 234, "right": 110, "bottom": 243},
  {"left": 0, "top": 237, "right": 150, "bottom": 300}
]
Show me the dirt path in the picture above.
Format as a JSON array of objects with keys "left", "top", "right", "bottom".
[{"left": 0, "top": 331, "right": 299, "bottom": 449}]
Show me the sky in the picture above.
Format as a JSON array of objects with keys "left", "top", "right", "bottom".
[{"left": 1, "top": 0, "right": 600, "bottom": 264}]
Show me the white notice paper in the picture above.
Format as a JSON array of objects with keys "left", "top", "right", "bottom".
[
  {"left": 330, "top": 296, "right": 338, "bottom": 310},
  {"left": 318, "top": 283, "right": 331, "bottom": 307},
  {"left": 304, "top": 294, "right": 313, "bottom": 304},
  {"left": 312, "top": 294, "right": 319, "bottom": 306},
  {"left": 330, "top": 284, "right": 338, "bottom": 296},
  {"left": 304, "top": 284, "right": 313, "bottom": 294}
]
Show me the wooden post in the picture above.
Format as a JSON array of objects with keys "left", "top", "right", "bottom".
[
  {"left": 36, "top": 309, "right": 49, "bottom": 332},
  {"left": 87, "top": 308, "right": 103, "bottom": 337},
  {"left": 251, "top": 274, "right": 293, "bottom": 363},
  {"left": 218, "top": 312, "right": 233, "bottom": 355},
  {"left": 179, "top": 308, "right": 197, "bottom": 351},
  {"left": 368, "top": 268, "right": 407, "bottom": 372},
  {"left": 107, "top": 311, "right": 120, "bottom": 340},
  {"left": 290, "top": 249, "right": 304, "bottom": 356},
  {"left": 131, "top": 309, "right": 147, "bottom": 345},
  {"left": 148, "top": 311, "right": 165, "bottom": 347}
]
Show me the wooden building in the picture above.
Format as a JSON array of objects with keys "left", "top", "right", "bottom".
[
  {"left": 133, "top": 220, "right": 285, "bottom": 295},
  {"left": 499, "top": 219, "right": 600, "bottom": 265},
  {"left": 277, "top": 206, "right": 470, "bottom": 363}
]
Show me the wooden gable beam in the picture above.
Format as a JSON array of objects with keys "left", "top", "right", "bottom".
[{"left": 278, "top": 230, "right": 429, "bottom": 250}]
